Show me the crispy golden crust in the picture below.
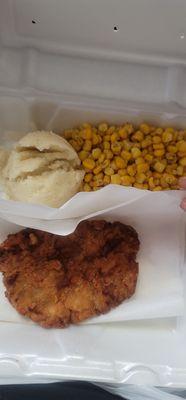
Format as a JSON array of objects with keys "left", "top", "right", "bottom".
[{"left": 0, "top": 220, "right": 139, "bottom": 328}]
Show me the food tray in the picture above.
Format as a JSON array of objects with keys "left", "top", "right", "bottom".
[
  {"left": 0, "top": 0, "right": 186, "bottom": 387},
  {"left": 0, "top": 93, "right": 185, "bottom": 387}
]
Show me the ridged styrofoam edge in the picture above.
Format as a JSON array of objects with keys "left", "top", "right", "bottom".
[
  {"left": 1, "top": 45, "right": 186, "bottom": 108},
  {"left": 0, "top": 323, "right": 186, "bottom": 388}
]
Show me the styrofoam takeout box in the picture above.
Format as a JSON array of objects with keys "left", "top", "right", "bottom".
[{"left": 0, "top": 0, "right": 186, "bottom": 387}]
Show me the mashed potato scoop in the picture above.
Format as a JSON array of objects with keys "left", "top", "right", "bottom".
[{"left": 2, "top": 131, "right": 84, "bottom": 208}]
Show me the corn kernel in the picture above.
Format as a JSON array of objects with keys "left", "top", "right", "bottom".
[
  {"left": 121, "top": 150, "right": 132, "bottom": 161},
  {"left": 166, "top": 127, "right": 175, "bottom": 134},
  {"left": 178, "top": 151, "right": 186, "bottom": 158},
  {"left": 111, "top": 174, "right": 121, "bottom": 185},
  {"left": 103, "top": 175, "right": 111, "bottom": 185},
  {"left": 118, "top": 168, "right": 127, "bottom": 176},
  {"left": 125, "top": 123, "right": 134, "bottom": 134},
  {"left": 145, "top": 154, "right": 153, "bottom": 163},
  {"left": 165, "top": 165, "right": 175, "bottom": 174},
  {"left": 137, "top": 163, "right": 149, "bottom": 174},
  {"left": 98, "top": 153, "right": 105, "bottom": 163},
  {"left": 179, "top": 157, "right": 186, "bottom": 166},
  {"left": 141, "top": 138, "right": 152, "bottom": 148},
  {"left": 107, "top": 126, "right": 116, "bottom": 134},
  {"left": 79, "top": 150, "right": 89, "bottom": 161},
  {"left": 121, "top": 175, "right": 133, "bottom": 186},
  {"left": 84, "top": 173, "right": 93, "bottom": 183},
  {"left": 83, "top": 140, "right": 92, "bottom": 152},
  {"left": 122, "top": 140, "right": 132, "bottom": 151},
  {"left": 94, "top": 172, "right": 104, "bottom": 180},
  {"left": 93, "top": 165, "right": 102, "bottom": 175},
  {"left": 118, "top": 128, "right": 128, "bottom": 139},
  {"left": 104, "top": 134, "right": 111, "bottom": 141},
  {"left": 69, "top": 139, "right": 81, "bottom": 152},
  {"left": 133, "top": 183, "right": 144, "bottom": 189},
  {"left": 153, "top": 143, "right": 164, "bottom": 150},
  {"left": 177, "top": 141, "right": 186, "bottom": 152},
  {"left": 143, "top": 184, "right": 148, "bottom": 190},
  {"left": 162, "top": 131, "right": 173, "bottom": 143},
  {"left": 160, "top": 177, "right": 169, "bottom": 188},
  {"left": 104, "top": 149, "right": 113, "bottom": 159},
  {"left": 92, "top": 179, "right": 103, "bottom": 187},
  {"left": 92, "top": 133, "right": 100, "bottom": 145},
  {"left": 177, "top": 166, "right": 184, "bottom": 176},
  {"left": 177, "top": 131, "right": 185, "bottom": 140},
  {"left": 103, "top": 141, "right": 110, "bottom": 150},
  {"left": 111, "top": 133, "right": 119, "bottom": 142},
  {"left": 131, "top": 147, "right": 141, "bottom": 158},
  {"left": 144, "top": 171, "right": 151, "bottom": 178},
  {"left": 92, "top": 148, "right": 102, "bottom": 159},
  {"left": 133, "top": 142, "right": 141, "bottom": 149},
  {"left": 153, "top": 186, "right": 162, "bottom": 191},
  {"left": 167, "top": 145, "right": 177, "bottom": 153},
  {"left": 141, "top": 150, "right": 148, "bottom": 157},
  {"left": 154, "top": 149, "right": 165, "bottom": 157},
  {"left": 110, "top": 160, "right": 117, "bottom": 170},
  {"left": 83, "top": 183, "right": 91, "bottom": 192},
  {"left": 135, "top": 157, "right": 145, "bottom": 165},
  {"left": 98, "top": 123, "right": 108, "bottom": 132},
  {"left": 115, "top": 156, "right": 126, "bottom": 169},
  {"left": 140, "top": 123, "right": 150, "bottom": 134},
  {"left": 111, "top": 142, "right": 121, "bottom": 154},
  {"left": 153, "top": 172, "right": 162, "bottom": 179},
  {"left": 163, "top": 173, "right": 177, "bottom": 185},
  {"left": 104, "top": 167, "right": 114, "bottom": 176},
  {"left": 127, "top": 165, "right": 137, "bottom": 176},
  {"left": 154, "top": 161, "right": 166, "bottom": 173},
  {"left": 153, "top": 136, "right": 161, "bottom": 144},
  {"left": 155, "top": 128, "right": 163, "bottom": 135},
  {"left": 132, "top": 131, "right": 144, "bottom": 142},
  {"left": 102, "top": 159, "right": 110, "bottom": 168},
  {"left": 81, "top": 128, "right": 92, "bottom": 140},
  {"left": 71, "top": 130, "right": 80, "bottom": 140},
  {"left": 136, "top": 173, "right": 146, "bottom": 183},
  {"left": 63, "top": 130, "right": 73, "bottom": 139},
  {"left": 83, "top": 158, "right": 95, "bottom": 170},
  {"left": 148, "top": 177, "right": 155, "bottom": 189}
]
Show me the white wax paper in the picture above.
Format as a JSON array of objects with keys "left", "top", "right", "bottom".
[{"left": 0, "top": 188, "right": 185, "bottom": 325}]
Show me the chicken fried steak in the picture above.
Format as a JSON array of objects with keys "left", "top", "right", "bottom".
[{"left": 0, "top": 220, "right": 139, "bottom": 328}]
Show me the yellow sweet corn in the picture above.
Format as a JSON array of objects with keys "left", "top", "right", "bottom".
[
  {"left": 131, "top": 147, "right": 141, "bottom": 158},
  {"left": 132, "top": 131, "right": 144, "bottom": 142},
  {"left": 83, "top": 158, "right": 96, "bottom": 170},
  {"left": 92, "top": 148, "right": 102, "bottom": 159},
  {"left": 127, "top": 164, "right": 137, "bottom": 176},
  {"left": 137, "top": 163, "right": 149, "bottom": 174},
  {"left": 65, "top": 121, "right": 185, "bottom": 192},
  {"left": 121, "top": 175, "right": 133, "bottom": 186},
  {"left": 84, "top": 173, "right": 93, "bottom": 183},
  {"left": 98, "top": 123, "right": 108, "bottom": 132},
  {"left": 111, "top": 174, "right": 121, "bottom": 184},
  {"left": 154, "top": 161, "right": 166, "bottom": 173},
  {"left": 93, "top": 165, "right": 103, "bottom": 175},
  {"left": 115, "top": 156, "right": 126, "bottom": 169}
]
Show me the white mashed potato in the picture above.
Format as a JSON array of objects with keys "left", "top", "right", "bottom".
[{"left": 2, "top": 131, "right": 84, "bottom": 208}]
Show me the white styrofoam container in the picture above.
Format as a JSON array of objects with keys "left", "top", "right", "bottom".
[{"left": 0, "top": 0, "right": 186, "bottom": 387}]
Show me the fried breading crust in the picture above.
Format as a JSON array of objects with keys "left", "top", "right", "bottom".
[{"left": 0, "top": 220, "right": 139, "bottom": 328}]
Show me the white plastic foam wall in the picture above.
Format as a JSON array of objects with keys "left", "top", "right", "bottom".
[{"left": 1, "top": 0, "right": 186, "bottom": 107}]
